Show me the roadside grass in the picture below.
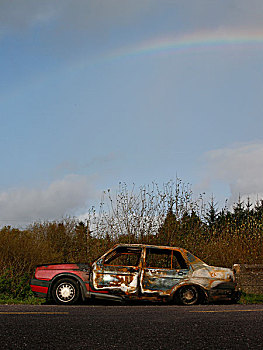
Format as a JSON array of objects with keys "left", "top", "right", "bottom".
[
  {"left": 0, "top": 295, "right": 42, "bottom": 305},
  {"left": 239, "top": 292, "right": 263, "bottom": 304}
]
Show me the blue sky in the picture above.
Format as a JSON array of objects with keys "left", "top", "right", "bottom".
[{"left": 1, "top": 0, "right": 263, "bottom": 226}]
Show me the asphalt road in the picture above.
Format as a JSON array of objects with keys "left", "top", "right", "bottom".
[{"left": 0, "top": 303, "right": 263, "bottom": 349}]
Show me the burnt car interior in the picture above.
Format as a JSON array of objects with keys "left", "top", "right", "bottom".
[
  {"left": 104, "top": 246, "right": 142, "bottom": 267},
  {"left": 145, "top": 248, "right": 188, "bottom": 270}
]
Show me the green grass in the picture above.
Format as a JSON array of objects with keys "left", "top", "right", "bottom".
[
  {"left": 239, "top": 292, "right": 263, "bottom": 304},
  {"left": 0, "top": 295, "right": 43, "bottom": 305}
]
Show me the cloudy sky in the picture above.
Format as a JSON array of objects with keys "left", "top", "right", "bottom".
[{"left": 1, "top": 0, "right": 263, "bottom": 226}]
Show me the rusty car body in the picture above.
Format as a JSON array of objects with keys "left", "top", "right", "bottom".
[{"left": 30, "top": 244, "right": 239, "bottom": 305}]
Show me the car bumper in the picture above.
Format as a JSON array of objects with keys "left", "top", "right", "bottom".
[
  {"left": 30, "top": 278, "right": 51, "bottom": 298},
  {"left": 208, "top": 283, "right": 241, "bottom": 302}
]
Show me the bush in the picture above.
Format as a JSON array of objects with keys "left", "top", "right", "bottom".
[{"left": 0, "top": 269, "right": 35, "bottom": 302}]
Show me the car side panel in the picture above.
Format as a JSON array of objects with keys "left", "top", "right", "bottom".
[
  {"left": 31, "top": 265, "right": 90, "bottom": 299},
  {"left": 140, "top": 268, "right": 189, "bottom": 296}
]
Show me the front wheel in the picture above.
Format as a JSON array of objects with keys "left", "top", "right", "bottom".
[
  {"left": 52, "top": 278, "right": 80, "bottom": 305},
  {"left": 176, "top": 285, "right": 199, "bottom": 305}
]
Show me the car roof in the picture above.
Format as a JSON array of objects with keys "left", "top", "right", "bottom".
[{"left": 113, "top": 243, "right": 185, "bottom": 251}]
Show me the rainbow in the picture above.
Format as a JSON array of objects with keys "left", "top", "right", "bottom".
[{"left": 104, "top": 28, "right": 263, "bottom": 61}]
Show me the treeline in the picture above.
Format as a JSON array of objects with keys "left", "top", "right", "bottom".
[{"left": 0, "top": 180, "right": 263, "bottom": 301}]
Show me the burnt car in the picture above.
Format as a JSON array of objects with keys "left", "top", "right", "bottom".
[{"left": 30, "top": 244, "right": 239, "bottom": 305}]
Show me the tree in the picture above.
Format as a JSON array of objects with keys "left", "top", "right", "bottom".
[
  {"left": 89, "top": 179, "right": 203, "bottom": 244},
  {"left": 232, "top": 196, "right": 245, "bottom": 226},
  {"left": 157, "top": 208, "right": 178, "bottom": 246},
  {"left": 74, "top": 221, "right": 92, "bottom": 261},
  {"left": 204, "top": 196, "right": 218, "bottom": 232},
  {"left": 254, "top": 199, "right": 263, "bottom": 220}
]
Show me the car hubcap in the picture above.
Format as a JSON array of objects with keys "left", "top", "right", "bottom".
[
  {"left": 184, "top": 290, "right": 195, "bottom": 301},
  {"left": 181, "top": 287, "right": 197, "bottom": 304},
  {"left": 56, "top": 283, "right": 75, "bottom": 302}
]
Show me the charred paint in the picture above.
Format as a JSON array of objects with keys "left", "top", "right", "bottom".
[
  {"left": 140, "top": 268, "right": 188, "bottom": 295},
  {"left": 93, "top": 265, "right": 139, "bottom": 294},
  {"left": 30, "top": 244, "right": 239, "bottom": 304}
]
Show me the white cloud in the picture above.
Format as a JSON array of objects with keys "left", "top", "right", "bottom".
[
  {"left": 205, "top": 141, "right": 263, "bottom": 204},
  {"left": 0, "top": 175, "right": 97, "bottom": 227}
]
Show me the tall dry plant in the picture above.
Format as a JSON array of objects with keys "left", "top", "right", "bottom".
[{"left": 87, "top": 180, "right": 203, "bottom": 244}]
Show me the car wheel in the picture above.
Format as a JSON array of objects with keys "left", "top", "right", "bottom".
[
  {"left": 177, "top": 285, "right": 199, "bottom": 305},
  {"left": 52, "top": 278, "right": 80, "bottom": 305},
  {"left": 231, "top": 290, "right": 241, "bottom": 304}
]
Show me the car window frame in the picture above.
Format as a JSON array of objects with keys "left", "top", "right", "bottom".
[
  {"left": 145, "top": 247, "right": 189, "bottom": 270},
  {"left": 103, "top": 247, "right": 142, "bottom": 268}
]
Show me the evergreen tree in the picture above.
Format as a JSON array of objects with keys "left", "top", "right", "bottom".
[
  {"left": 157, "top": 208, "right": 178, "bottom": 246},
  {"left": 232, "top": 196, "right": 245, "bottom": 226},
  {"left": 254, "top": 199, "right": 263, "bottom": 220},
  {"left": 204, "top": 196, "right": 218, "bottom": 229}
]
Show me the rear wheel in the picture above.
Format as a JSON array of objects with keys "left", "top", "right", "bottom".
[
  {"left": 52, "top": 278, "right": 80, "bottom": 305},
  {"left": 176, "top": 285, "right": 199, "bottom": 305}
]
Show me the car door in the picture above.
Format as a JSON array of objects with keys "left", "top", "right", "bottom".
[
  {"left": 92, "top": 246, "right": 142, "bottom": 295},
  {"left": 140, "top": 247, "right": 190, "bottom": 296}
]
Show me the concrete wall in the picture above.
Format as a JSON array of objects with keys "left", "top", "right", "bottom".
[{"left": 233, "top": 264, "right": 263, "bottom": 295}]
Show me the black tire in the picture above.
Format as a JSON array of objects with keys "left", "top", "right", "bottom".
[
  {"left": 176, "top": 285, "right": 199, "bottom": 305},
  {"left": 52, "top": 278, "right": 80, "bottom": 305},
  {"left": 231, "top": 291, "right": 241, "bottom": 304}
]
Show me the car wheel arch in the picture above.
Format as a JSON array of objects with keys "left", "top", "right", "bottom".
[
  {"left": 172, "top": 283, "right": 208, "bottom": 305},
  {"left": 48, "top": 273, "right": 87, "bottom": 302}
]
